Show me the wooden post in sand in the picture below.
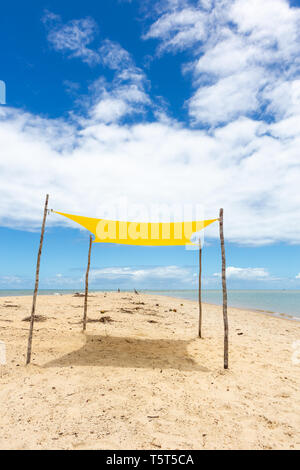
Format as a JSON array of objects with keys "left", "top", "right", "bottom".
[
  {"left": 219, "top": 208, "right": 229, "bottom": 369},
  {"left": 198, "top": 240, "right": 202, "bottom": 338},
  {"left": 26, "top": 194, "right": 49, "bottom": 365},
  {"left": 83, "top": 235, "right": 93, "bottom": 332}
]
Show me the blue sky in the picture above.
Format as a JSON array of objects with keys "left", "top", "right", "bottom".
[{"left": 1, "top": 0, "right": 300, "bottom": 290}]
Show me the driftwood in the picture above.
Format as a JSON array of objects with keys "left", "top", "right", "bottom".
[
  {"left": 83, "top": 235, "right": 93, "bottom": 332},
  {"left": 99, "top": 316, "right": 114, "bottom": 323},
  {"left": 26, "top": 194, "right": 49, "bottom": 365},
  {"left": 198, "top": 240, "right": 202, "bottom": 338},
  {"left": 85, "top": 316, "right": 114, "bottom": 324},
  {"left": 73, "top": 292, "right": 85, "bottom": 297},
  {"left": 219, "top": 208, "right": 229, "bottom": 369},
  {"left": 23, "top": 315, "right": 47, "bottom": 323},
  {"left": 120, "top": 308, "right": 134, "bottom": 314}
]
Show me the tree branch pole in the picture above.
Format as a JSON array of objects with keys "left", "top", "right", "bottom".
[
  {"left": 83, "top": 235, "right": 93, "bottom": 332},
  {"left": 198, "top": 239, "right": 202, "bottom": 338},
  {"left": 219, "top": 208, "right": 229, "bottom": 369},
  {"left": 26, "top": 194, "right": 49, "bottom": 365}
]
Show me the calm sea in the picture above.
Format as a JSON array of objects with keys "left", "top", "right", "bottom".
[
  {"left": 146, "top": 289, "right": 300, "bottom": 320},
  {"left": 0, "top": 289, "right": 300, "bottom": 320}
]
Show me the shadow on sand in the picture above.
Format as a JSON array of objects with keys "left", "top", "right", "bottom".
[{"left": 44, "top": 334, "right": 209, "bottom": 372}]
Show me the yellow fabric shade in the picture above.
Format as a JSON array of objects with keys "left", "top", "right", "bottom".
[{"left": 54, "top": 211, "right": 218, "bottom": 246}]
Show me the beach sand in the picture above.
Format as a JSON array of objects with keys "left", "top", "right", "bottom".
[{"left": 0, "top": 292, "right": 299, "bottom": 450}]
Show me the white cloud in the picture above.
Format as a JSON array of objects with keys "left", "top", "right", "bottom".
[
  {"left": 214, "top": 266, "right": 270, "bottom": 280},
  {"left": 63, "top": 80, "right": 81, "bottom": 94},
  {"left": 99, "top": 39, "right": 134, "bottom": 70},
  {"left": 0, "top": 265, "right": 196, "bottom": 289},
  {"left": 1, "top": 3, "right": 300, "bottom": 247},
  {"left": 90, "top": 97, "right": 129, "bottom": 123},
  {"left": 296, "top": 273, "right": 300, "bottom": 279},
  {"left": 43, "top": 11, "right": 100, "bottom": 65},
  {"left": 145, "top": 0, "right": 300, "bottom": 125},
  {"left": 264, "top": 80, "right": 300, "bottom": 120},
  {"left": 230, "top": 0, "right": 300, "bottom": 52},
  {"left": 86, "top": 49, "right": 151, "bottom": 123},
  {"left": 0, "top": 275, "right": 24, "bottom": 285},
  {"left": 1, "top": 105, "right": 300, "bottom": 245},
  {"left": 58, "top": 32, "right": 152, "bottom": 124},
  {"left": 188, "top": 70, "right": 263, "bottom": 125},
  {"left": 89, "top": 265, "right": 196, "bottom": 288},
  {"left": 90, "top": 265, "right": 191, "bottom": 280},
  {"left": 144, "top": 7, "right": 208, "bottom": 53}
]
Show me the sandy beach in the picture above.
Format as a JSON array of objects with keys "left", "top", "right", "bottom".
[{"left": 0, "top": 292, "right": 299, "bottom": 450}]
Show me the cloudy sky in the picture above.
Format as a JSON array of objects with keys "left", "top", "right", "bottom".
[{"left": 0, "top": 0, "right": 300, "bottom": 289}]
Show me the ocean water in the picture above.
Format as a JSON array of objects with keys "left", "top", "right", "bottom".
[
  {"left": 0, "top": 289, "right": 299, "bottom": 319},
  {"left": 146, "top": 289, "right": 300, "bottom": 320}
]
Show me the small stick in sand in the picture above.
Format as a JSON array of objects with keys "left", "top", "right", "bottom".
[
  {"left": 219, "top": 208, "right": 229, "bottom": 369},
  {"left": 198, "top": 239, "right": 202, "bottom": 338},
  {"left": 26, "top": 194, "right": 49, "bottom": 365},
  {"left": 83, "top": 235, "right": 93, "bottom": 332}
]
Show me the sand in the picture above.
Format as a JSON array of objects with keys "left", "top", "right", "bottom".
[{"left": 0, "top": 292, "right": 299, "bottom": 450}]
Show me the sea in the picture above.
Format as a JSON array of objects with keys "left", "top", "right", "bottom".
[{"left": 0, "top": 289, "right": 300, "bottom": 320}]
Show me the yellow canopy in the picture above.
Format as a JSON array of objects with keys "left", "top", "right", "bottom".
[{"left": 54, "top": 211, "right": 217, "bottom": 246}]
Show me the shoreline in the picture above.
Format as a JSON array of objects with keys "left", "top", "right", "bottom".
[
  {"left": 202, "top": 301, "right": 300, "bottom": 323},
  {"left": 1, "top": 289, "right": 299, "bottom": 323}
]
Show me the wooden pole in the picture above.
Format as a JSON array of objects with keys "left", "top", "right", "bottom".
[
  {"left": 26, "top": 194, "right": 49, "bottom": 365},
  {"left": 198, "top": 240, "right": 202, "bottom": 338},
  {"left": 83, "top": 235, "right": 93, "bottom": 332},
  {"left": 219, "top": 208, "right": 229, "bottom": 369}
]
